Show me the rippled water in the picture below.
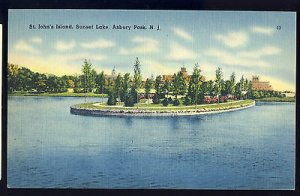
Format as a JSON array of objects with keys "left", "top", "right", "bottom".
[{"left": 7, "top": 97, "right": 295, "bottom": 189}]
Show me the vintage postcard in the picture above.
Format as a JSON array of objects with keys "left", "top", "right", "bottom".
[{"left": 7, "top": 9, "right": 296, "bottom": 189}]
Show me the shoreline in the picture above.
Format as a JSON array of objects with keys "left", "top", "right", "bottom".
[{"left": 70, "top": 100, "right": 256, "bottom": 117}]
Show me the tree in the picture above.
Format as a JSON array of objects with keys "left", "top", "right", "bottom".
[
  {"left": 240, "top": 75, "right": 245, "bottom": 91},
  {"left": 95, "top": 71, "right": 106, "bottom": 95},
  {"left": 35, "top": 74, "right": 47, "bottom": 93},
  {"left": 177, "top": 71, "right": 187, "bottom": 97},
  {"left": 145, "top": 78, "right": 153, "bottom": 99},
  {"left": 81, "top": 59, "right": 96, "bottom": 93},
  {"left": 162, "top": 79, "right": 171, "bottom": 97},
  {"left": 207, "top": 80, "right": 214, "bottom": 96},
  {"left": 188, "top": 64, "right": 203, "bottom": 105},
  {"left": 124, "top": 86, "right": 137, "bottom": 107},
  {"left": 235, "top": 82, "right": 242, "bottom": 99},
  {"left": 214, "top": 67, "right": 223, "bottom": 100},
  {"left": 171, "top": 73, "right": 180, "bottom": 98},
  {"left": 121, "top": 73, "right": 131, "bottom": 102},
  {"left": 229, "top": 72, "right": 236, "bottom": 95},
  {"left": 115, "top": 74, "right": 123, "bottom": 101},
  {"left": 7, "top": 63, "right": 20, "bottom": 92},
  {"left": 154, "top": 75, "right": 163, "bottom": 98},
  {"left": 133, "top": 57, "right": 142, "bottom": 89}
]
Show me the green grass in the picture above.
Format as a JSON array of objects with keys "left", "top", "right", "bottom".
[
  {"left": 256, "top": 97, "right": 295, "bottom": 102},
  {"left": 74, "top": 100, "right": 255, "bottom": 111},
  {"left": 9, "top": 92, "right": 108, "bottom": 97}
]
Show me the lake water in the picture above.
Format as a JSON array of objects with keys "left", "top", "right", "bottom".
[{"left": 7, "top": 96, "right": 295, "bottom": 189}]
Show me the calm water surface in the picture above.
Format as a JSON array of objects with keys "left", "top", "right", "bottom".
[{"left": 7, "top": 96, "right": 295, "bottom": 189}]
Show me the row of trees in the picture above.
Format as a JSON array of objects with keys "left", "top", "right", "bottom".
[
  {"left": 8, "top": 63, "right": 76, "bottom": 93},
  {"left": 8, "top": 58, "right": 286, "bottom": 107}
]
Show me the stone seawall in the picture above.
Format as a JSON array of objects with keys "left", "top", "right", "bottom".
[{"left": 70, "top": 101, "right": 255, "bottom": 117}]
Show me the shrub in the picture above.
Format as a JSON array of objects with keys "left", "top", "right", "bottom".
[
  {"left": 183, "top": 96, "right": 191, "bottom": 105},
  {"left": 168, "top": 97, "right": 173, "bottom": 104},
  {"left": 173, "top": 98, "right": 180, "bottom": 106},
  {"left": 204, "top": 97, "right": 210, "bottom": 104},
  {"left": 124, "top": 93, "right": 135, "bottom": 107},
  {"left": 152, "top": 94, "right": 160, "bottom": 104},
  {"left": 73, "top": 88, "right": 83, "bottom": 93},
  {"left": 162, "top": 98, "right": 169, "bottom": 106},
  {"left": 107, "top": 91, "right": 116, "bottom": 105},
  {"left": 220, "top": 96, "right": 228, "bottom": 103},
  {"left": 212, "top": 96, "right": 217, "bottom": 103}
]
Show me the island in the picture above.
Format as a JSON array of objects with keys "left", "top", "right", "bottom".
[{"left": 70, "top": 100, "right": 255, "bottom": 117}]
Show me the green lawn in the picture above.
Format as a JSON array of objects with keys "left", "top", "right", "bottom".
[
  {"left": 75, "top": 100, "right": 255, "bottom": 111},
  {"left": 256, "top": 97, "right": 295, "bottom": 102},
  {"left": 9, "top": 92, "right": 108, "bottom": 97}
]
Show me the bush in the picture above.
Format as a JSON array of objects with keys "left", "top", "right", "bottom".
[
  {"left": 204, "top": 97, "right": 210, "bottom": 104},
  {"left": 152, "top": 94, "right": 160, "bottom": 104},
  {"left": 124, "top": 93, "right": 135, "bottom": 107},
  {"left": 168, "top": 97, "right": 173, "bottom": 104},
  {"left": 183, "top": 96, "right": 191, "bottom": 105},
  {"left": 212, "top": 96, "right": 217, "bottom": 103},
  {"left": 162, "top": 98, "right": 169, "bottom": 106},
  {"left": 220, "top": 96, "right": 228, "bottom": 103},
  {"left": 107, "top": 91, "right": 116, "bottom": 105},
  {"left": 173, "top": 98, "right": 180, "bottom": 106},
  {"left": 73, "top": 88, "right": 83, "bottom": 93}
]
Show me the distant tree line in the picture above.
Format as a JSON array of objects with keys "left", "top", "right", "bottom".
[{"left": 8, "top": 58, "right": 286, "bottom": 106}]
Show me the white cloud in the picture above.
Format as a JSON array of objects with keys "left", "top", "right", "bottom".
[
  {"left": 118, "top": 48, "right": 129, "bottom": 55},
  {"left": 15, "top": 40, "right": 40, "bottom": 54},
  {"left": 167, "top": 42, "right": 198, "bottom": 60},
  {"left": 131, "top": 36, "right": 159, "bottom": 54},
  {"left": 251, "top": 26, "right": 275, "bottom": 35},
  {"left": 30, "top": 37, "right": 43, "bottom": 44},
  {"left": 80, "top": 39, "right": 115, "bottom": 49},
  {"left": 173, "top": 27, "right": 193, "bottom": 41},
  {"left": 119, "top": 36, "right": 159, "bottom": 55},
  {"left": 205, "top": 48, "right": 271, "bottom": 67},
  {"left": 215, "top": 31, "right": 248, "bottom": 48},
  {"left": 50, "top": 53, "right": 107, "bottom": 62},
  {"left": 55, "top": 40, "right": 76, "bottom": 51},
  {"left": 238, "top": 45, "right": 281, "bottom": 58}
]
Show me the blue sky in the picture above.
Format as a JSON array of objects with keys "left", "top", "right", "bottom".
[{"left": 8, "top": 10, "right": 296, "bottom": 91}]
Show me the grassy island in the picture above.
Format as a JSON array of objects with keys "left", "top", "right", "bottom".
[{"left": 70, "top": 100, "right": 255, "bottom": 116}]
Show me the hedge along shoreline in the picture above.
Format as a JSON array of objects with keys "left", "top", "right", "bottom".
[{"left": 70, "top": 100, "right": 255, "bottom": 117}]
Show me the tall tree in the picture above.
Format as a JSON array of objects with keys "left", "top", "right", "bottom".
[
  {"left": 121, "top": 73, "right": 131, "bottom": 102},
  {"left": 145, "top": 78, "right": 153, "bottom": 99},
  {"left": 229, "top": 72, "right": 236, "bottom": 95},
  {"left": 189, "top": 64, "right": 203, "bottom": 105},
  {"left": 154, "top": 75, "right": 162, "bottom": 97},
  {"left": 240, "top": 75, "right": 245, "bottom": 91},
  {"left": 81, "top": 59, "right": 95, "bottom": 93},
  {"left": 177, "top": 71, "right": 187, "bottom": 97},
  {"left": 133, "top": 57, "right": 142, "bottom": 89},
  {"left": 95, "top": 71, "right": 105, "bottom": 94},
  {"left": 162, "top": 79, "right": 170, "bottom": 97},
  {"left": 115, "top": 74, "right": 123, "bottom": 101},
  {"left": 214, "top": 67, "right": 223, "bottom": 102}
]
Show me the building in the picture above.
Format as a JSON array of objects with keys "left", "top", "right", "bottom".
[
  {"left": 162, "top": 67, "right": 204, "bottom": 83},
  {"left": 251, "top": 76, "right": 273, "bottom": 91}
]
